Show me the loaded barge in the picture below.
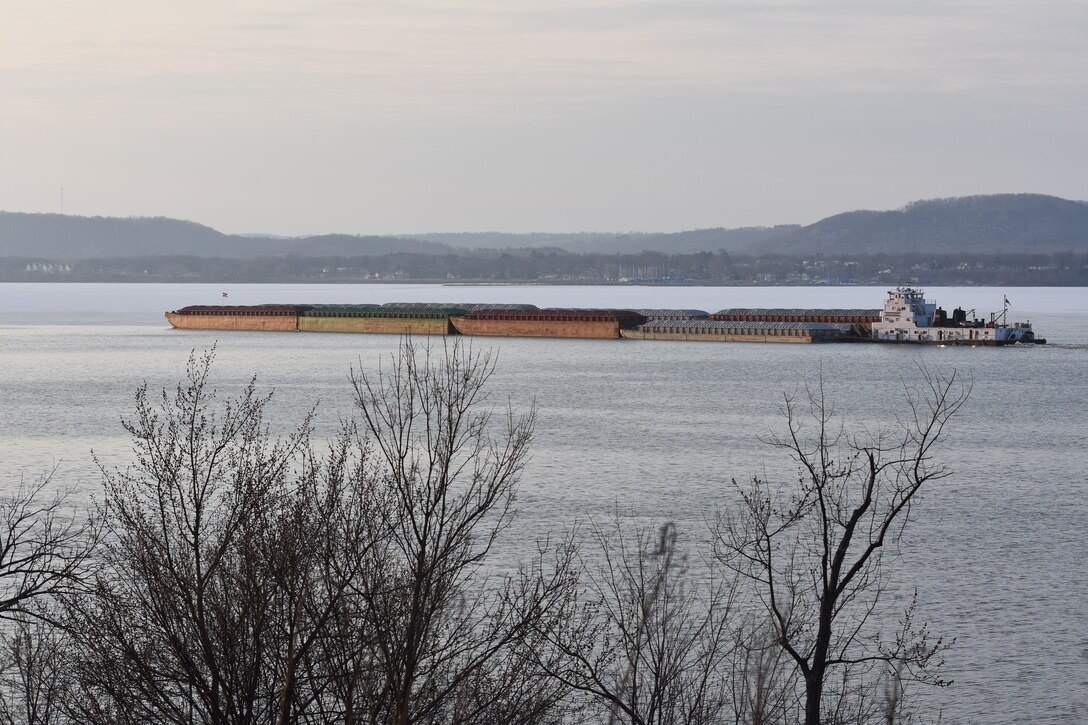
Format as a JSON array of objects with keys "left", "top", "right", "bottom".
[{"left": 165, "top": 288, "right": 1044, "bottom": 346}]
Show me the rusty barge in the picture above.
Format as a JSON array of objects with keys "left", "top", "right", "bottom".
[{"left": 164, "top": 289, "right": 1045, "bottom": 345}]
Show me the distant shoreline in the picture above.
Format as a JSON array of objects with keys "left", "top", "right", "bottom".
[{"left": 5, "top": 278, "right": 1088, "bottom": 287}]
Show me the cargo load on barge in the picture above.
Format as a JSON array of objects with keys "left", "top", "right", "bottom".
[
  {"left": 634, "top": 309, "right": 710, "bottom": 321},
  {"left": 710, "top": 308, "right": 881, "bottom": 326}
]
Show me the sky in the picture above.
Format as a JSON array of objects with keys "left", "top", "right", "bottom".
[{"left": 2, "top": 0, "right": 1086, "bottom": 235}]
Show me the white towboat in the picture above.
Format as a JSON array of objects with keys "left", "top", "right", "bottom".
[{"left": 869, "top": 287, "right": 1042, "bottom": 345}]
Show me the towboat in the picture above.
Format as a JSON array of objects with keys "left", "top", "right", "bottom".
[{"left": 868, "top": 288, "right": 1043, "bottom": 345}]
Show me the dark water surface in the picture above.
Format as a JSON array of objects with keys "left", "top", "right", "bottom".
[{"left": 2, "top": 284, "right": 1087, "bottom": 722}]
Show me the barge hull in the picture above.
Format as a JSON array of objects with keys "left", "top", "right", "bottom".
[
  {"left": 298, "top": 317, "right": 453, "bottom": 335},
  {"left": 165, "top": 312, "right": 299, "bottom": 332},
  {"left": 621, "top": 330, "right": 818, "bottom": 343},
  {"left": 450, "top": 317, "right": 622, "bottom": 339}
]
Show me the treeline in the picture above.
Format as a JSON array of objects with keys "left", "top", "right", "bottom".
[
  {"left": 4, "top": 250, "right": 1088, "bottom": 285},
  {"left": 0, "top": 342, "right": 967, "bottom": 724}
]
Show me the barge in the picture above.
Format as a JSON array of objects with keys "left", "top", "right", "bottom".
[
  {"left": 450, "top": 309, "right": 646, "bottom": 339},
  {"left": 165, "top": 305, "right": 312, "bottom": 332},
  {"left": 621, "top": 320, "right": 855, "bottom": 343},
  {"left": 300, "top": 307, "right": 457, "bottom": 336},
  {"left": 164, "top": 288, "right": 1045, "bottom": 345}
]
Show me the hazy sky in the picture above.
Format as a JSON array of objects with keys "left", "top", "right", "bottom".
[{"left": 2, "top": 1, "right": 1085, "bottom": 235}]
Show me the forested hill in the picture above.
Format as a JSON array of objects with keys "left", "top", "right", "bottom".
[
  {"left": 0, "top": 213, "right": 451, "bottom": 259},
  {"left": 409, "top": 226, "right": 800, "bottom": 253},
  {"left": 756, "top": 194, "right": 1088, "bottom": 255},
  {"left": 408, "top": 195, "right": 1088, "bottom": 254},
  {"left": 2, "top": 194, "right": 1086, "bottom": 259}
]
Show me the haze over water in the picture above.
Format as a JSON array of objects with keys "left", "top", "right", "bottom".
[{"left": 2, "top": 283, "right": 1086, "bottom": 723}]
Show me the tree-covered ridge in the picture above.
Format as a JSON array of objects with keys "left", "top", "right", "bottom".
[
  {"left": 760, "top": 194, "right": 1088, "bottom": 254},
  {"left": 0, "top": 213, "right": 451, "bottom": 259},
  {"left": 2, "top": 194, "right": 1087, "bottom": 260}
]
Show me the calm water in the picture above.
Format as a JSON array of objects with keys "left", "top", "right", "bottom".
[{"left": 2, "top": 283, "right": 1087, "bottom": 723}]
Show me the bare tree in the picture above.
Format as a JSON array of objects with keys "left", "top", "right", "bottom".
[
  {"left": 532, "top": 516, "right": 740, "bottom": 725},
  {"left": 0, "top": 475, "right": 96, "bottom": 725},
  {"left": 715, "top": 365, "right": 969, "bottom": 725},
  {"left": 343, "top": 339, "right": 577, "bottom": 725},
  {"left": 58, "top": 343, "right": 575, "bottom": 725},
  {"left": 727, "top": 619, "right": 797, "bottom": 725},
  {"left": 0, "top": 619, "right": 74, "bottom": 725},
  {"left": 64, "top": 349, "right": 380, "bottom": 725},
  {"left": 0, "top": 475, "right": 97, "bottom": 624}
]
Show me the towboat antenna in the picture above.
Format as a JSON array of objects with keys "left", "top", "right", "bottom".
[{"left": 991, "top": 296, "right": 1010, "bottom": 327}]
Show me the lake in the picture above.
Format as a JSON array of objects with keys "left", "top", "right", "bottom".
[{"left": 1, "top": 283, "right": 1086, "bottom": 723}]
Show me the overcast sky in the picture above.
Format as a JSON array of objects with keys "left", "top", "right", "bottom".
[{"left": 2, "top": 1, "right": 1085, "bottom": 235}]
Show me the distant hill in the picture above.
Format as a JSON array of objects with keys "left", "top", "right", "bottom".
[
  {"left": 410, "top": 227, "right": 798, "bottom": 254},
  {"left": 755, "top": 194, "right": 1088, "bottom": 255},
  {"left": 3, "top": 194, "right": 1086, "bottom": 260},
  {"left": 285, "top": 234, "right": 450, "bottom": 257},
  {"left": 0, "top": 213, "right": 451, "bottom": 259},
  {"left": 589, "top": 227, "right": 800, "bottom": 255},
  {"left": 402, "top": 196, "right": 1088, "bottom": 255},
  {"left": 407, "top": 231, "right": 617, "bottom": 251}
]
